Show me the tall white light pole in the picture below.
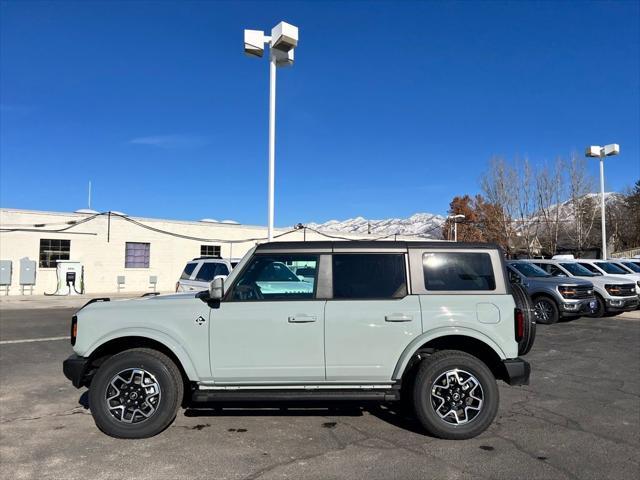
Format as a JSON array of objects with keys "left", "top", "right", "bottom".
[
  {"left": 448, "top": 214, "right": 466, "bottom": 242},
  {"left": 244, "top": 22, "right": 299, "bottom": 241},
  {"left": 585, "top": 144, "right": 620, "bottom": 259}
]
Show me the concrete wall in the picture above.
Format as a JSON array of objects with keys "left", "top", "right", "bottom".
[{"left": 0, "top": 209, "right": 416, "bottom": 296}]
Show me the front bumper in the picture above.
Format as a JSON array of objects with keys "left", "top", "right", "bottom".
[
  {"left": 605, "top": 297, "right": 639, "bottom": 312},
  {"left": 560, "top": 297, "right": 597, "bottom": 316},
  {"left": 502, "top": 358, "right": 530, "bottom": 386},
  {"left": 63, "top": 354, "right": 90, "bottom": 388}
]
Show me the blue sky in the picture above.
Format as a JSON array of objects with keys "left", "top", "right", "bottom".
[{"left": 1, "top": 0, "right": 638, "bottom": 226}]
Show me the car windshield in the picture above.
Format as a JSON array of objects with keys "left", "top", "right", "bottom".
[
  {"left": 511, "top": 262, "right": 550, "bottom": 278},
  {"left": 620, "top": 262, "right": 640, "bottom": 273},
  {"left": 560, "top": 263, "right": 597, "bottom": 277},
  {"left": 594, "top": 262, "right": 629, "bottom": 274}
]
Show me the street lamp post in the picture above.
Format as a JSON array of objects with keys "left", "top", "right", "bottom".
[
  {"left": 585, "top": 144, "right": 620, "bottom": 259},
  {"left": 244, "top": 22, "right": 299, "bottom": 241},
  {"left": 448, "top": 214, "right": 466, "bottom": 242}
]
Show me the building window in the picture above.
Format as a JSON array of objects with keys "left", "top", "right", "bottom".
[
  {"left": 200, "top": 245, "right": 221, "bottom": 258},
  {"left": 39, "top": 239, "right": 70, "bottom": 268},
  {"left": 125, "top": 242, "right": 150, "bottom": 268}
]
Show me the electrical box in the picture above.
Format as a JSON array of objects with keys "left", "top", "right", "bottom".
[
  {"left": 19, "top": 258, "right": 36, "bottom": 285},
  {"left": 0, "top": 260, "right": 11, "bottom": 286}
]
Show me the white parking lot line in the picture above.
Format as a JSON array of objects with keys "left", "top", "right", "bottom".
[{"left": 0, "top": 336, "right": 68, "bottom": 345}]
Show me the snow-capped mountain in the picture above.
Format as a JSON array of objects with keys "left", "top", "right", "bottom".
[{"left": 306, "top": 213, "right": 446, "bottom": 239}]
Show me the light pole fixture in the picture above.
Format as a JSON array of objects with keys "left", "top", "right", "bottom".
[
  {"left": 448, "top": 214, "right": 466, "bottom": 242},
  {"left": 244, "top": 22, "right": 299, "bottom": 241},
  {"left": 585, "top": 144, "right": 620, "bottom": 259}
]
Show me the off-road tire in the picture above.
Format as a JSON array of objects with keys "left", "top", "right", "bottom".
[
  {"left": 88, "top": 348, "right": 183, "bottom": 439},
  {"left": 510, "top": 283, "right": 536, "bottom": 355},
  {"left": 412, "top": 350, "right": 499, "bottom": 440}
]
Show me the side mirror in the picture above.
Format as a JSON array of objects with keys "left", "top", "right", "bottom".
[
  {"left": 297, "top": 275, "right": 305, "bottom": 281},
  {"left": 209, "top": 276, "right": 225, "bottom": 300}
]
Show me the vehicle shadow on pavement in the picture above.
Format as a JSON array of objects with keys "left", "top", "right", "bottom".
[
  {"left": 78, "top": 394, "right": 426, "bottom": 435},
  {"left": 182, "top": 402, "right": 426, "bottom": 434}
]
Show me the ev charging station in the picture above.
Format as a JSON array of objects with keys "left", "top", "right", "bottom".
[{"left": 47, "top": 260, "right": 84, "bottom": 295}]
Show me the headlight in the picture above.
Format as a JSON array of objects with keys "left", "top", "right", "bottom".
[
  {"left": 605, "top": 284, "right": 624, "bottom": 296},
  {"left": 558, "top": 286, "right": 578, "bottom": 298}
]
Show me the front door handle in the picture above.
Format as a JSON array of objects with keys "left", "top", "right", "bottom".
[
  {"left": 288, "top": 315, "right": 317, "bottom": 323},
  {"left": 385, "top": 314, "right": 413, "bottom": 322}
]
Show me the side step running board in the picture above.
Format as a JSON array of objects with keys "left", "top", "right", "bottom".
[{"left": 192, "top": 388, "right": 400, "bottom": 403}]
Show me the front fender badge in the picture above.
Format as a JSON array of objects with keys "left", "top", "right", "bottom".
[{"left": 195, "top": 316, "right": 206, "bottom": 326}]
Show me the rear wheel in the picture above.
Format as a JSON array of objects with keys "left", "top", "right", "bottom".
[
  {"left": 412, "top": 350, "right": 499, "bottom": 440},
  {"left": 533, "top": 296, "right": 559, "bottom": 324},
  {"left": 88, "top": 348, "right": 183, "bottom": 439}
]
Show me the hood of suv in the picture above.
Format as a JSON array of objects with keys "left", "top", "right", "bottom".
[{"left": 525, "top": 276, "right": 593, "bottom": 288}]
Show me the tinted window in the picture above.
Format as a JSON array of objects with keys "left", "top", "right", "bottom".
[
  {"left": 560, "top": 262, "right": 596, "bottom": 276},
  {"left": 195, "top": 263, "right": 229, "bottom": 282},
  {"left": 621, "top": 261, "right": 640, "bottom": 273},
  {"left": 535, "top": 263, "right": 566, "bottom": 277},
  {"left": 125, "top": 242, "right": 150, "bottom": 268},
  {"left": 333, "top": 254, "right": 406, "bottom": 299},
  {"left": 510, "top": 262, "right": 549, "bottom": 278},
  {"left": 594, "top": 262, "right": 628, "bottom": 274},
  {"left": 424, "top": 253, "right": 495, "bottom": 290},
  {"left": 507, "top": 267, "right": 521, "bottom": 284},
  {"left": 230, "top": 255, "right": 317, "bottom": 301},
  {"left": 578, "top": 263, "right": 603, "bottom": 275},
  {"left": 39, "top": 239, "right": 70, "bottom": 268},
  {"left": 180, "top": 263, "right": 197, "bottom": 280}
]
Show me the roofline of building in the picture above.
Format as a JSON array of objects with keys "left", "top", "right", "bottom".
[{"left": 0, "top": 207, "right": 277, "bottom": 231}]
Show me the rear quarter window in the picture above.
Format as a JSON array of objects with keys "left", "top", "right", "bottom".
[{"left": 423, "top": 252, "right": 495, "bottom": 291}]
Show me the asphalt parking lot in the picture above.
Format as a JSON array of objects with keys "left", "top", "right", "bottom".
[{"left": 1, "top": 305, "right": 638, "bottom": 480}]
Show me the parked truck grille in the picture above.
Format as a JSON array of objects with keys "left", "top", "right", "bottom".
[{"left": 605, "top": 284, "right": 636, "bottom": 297}]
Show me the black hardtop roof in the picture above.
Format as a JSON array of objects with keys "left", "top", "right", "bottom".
[{"left": 255, "top": 240, "right": 501, "bottom": 251}]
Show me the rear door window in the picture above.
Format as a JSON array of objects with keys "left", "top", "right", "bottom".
[
  {"left": 423, "top": 252, "right": 495, "bottom": 291},
  {"left": 180, "top": 263, "right": 198, "bottom": 280},
  {"left": 332, "top": 254, "right": 407, "bottom": 299},
  {"left": 195, "top": 263, "right": 229, "bottom": 282}
]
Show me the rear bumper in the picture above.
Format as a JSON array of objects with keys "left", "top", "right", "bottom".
[
  {"left": 63, "top": 354, "right": 90, "bottom": 388},
  {"left": 502, "top": 358, "right": 530, "bottom": 386}
]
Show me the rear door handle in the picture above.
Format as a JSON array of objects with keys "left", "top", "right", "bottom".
[
  {"left": 288, "top": 315, "right": 317, "bottom": 323},
  {"left": 385, "top": 314, "right": 413, "bottom": 322}
]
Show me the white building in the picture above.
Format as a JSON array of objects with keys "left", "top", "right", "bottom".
[{"left": 0, "top": 208, "right": 418, "bottom": 296}]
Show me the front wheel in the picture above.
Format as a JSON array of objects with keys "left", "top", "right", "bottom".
[
  {"left": 533, "top": 296, "right": 559, "bottom": 324},
  {"left": 589, "top": 294, "right": 606, "bottom": 318},
  {"left": 412, "top": 350, "right": 499, "bottom": 440},
  {"left": 88, "top": 348, "right": 183, "bottom": 439}
]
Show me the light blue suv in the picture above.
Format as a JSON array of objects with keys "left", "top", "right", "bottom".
[{"left": 63, "top": 241, "right": 534, "bottom": 440}]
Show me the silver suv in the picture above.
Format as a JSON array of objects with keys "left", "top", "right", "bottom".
[
  {"left": 63, "top": 241, "right": 534, "bottom": 440},
  {"left": 176, "top": 257, "right": 237, "bottom": 292}
]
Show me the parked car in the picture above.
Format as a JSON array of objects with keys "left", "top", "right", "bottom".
[
  {"left": 528, "top": 259, "right": 638, "bottom": 316},
  {"left": 63, "top": 241, "right": 534, "bottom": 440},
  {"left": 505, "top": 260, "right": 596, "bottom": 324},
  {"left": 574, "top": 259, "right": 640, "bottom": 300},
  {"left": 176, "top": 257, "right": 233, "bottom": 292},
  {"left": 609, "top": 259, "right": 640, "bottom": 274}
]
